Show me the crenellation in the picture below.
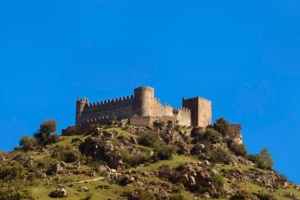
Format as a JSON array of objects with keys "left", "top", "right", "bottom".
[{"left": 75, "top": 86, "right": 211, "bottom": 127}]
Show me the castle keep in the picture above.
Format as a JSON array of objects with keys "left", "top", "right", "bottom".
[{"left": 76, "top": 86, "right": 212, "bottom": 127}]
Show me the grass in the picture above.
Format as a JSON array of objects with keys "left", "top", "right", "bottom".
[{"left": 135, "top": 155, "right": 198, "bottom": 171}]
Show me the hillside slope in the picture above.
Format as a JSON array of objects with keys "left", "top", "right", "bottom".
[{"left": 0, "top": 119, "right": 299, "bottom": 200}]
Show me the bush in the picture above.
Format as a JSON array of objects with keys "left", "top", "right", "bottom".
[
  {"left": 230, "top": 189, "right": 253, "bottom": 200},
  {"left": 208, "top": 148, "right": 233, "bottom": 164},
  {"left": 254, "top": 192, "right": 277, "bottom": 200},
  {"left": 211, "top": 174, "right": 225, "bottom": 188},
  {"left": 19, "top": 136, "right": 34, "bottom": 151},
  {"left": 204, "top": 129, "right": 222, "bottom": 142},
  {"left": 154, "top": 143, "right": 178, "bottom": 160},
  {"left": 62, "top": 150, "right": 81, "bottom": 163},
  {"left": 0, "top": 188, "right": 35, "bottom": 200},
  {"left": 213, "top": 117, "right": 229, "bottom": 135},
  {"left": 230, "top": 142, "right": 248, "bottom": 157},
  {"left": 191, "top": 127, "right": 205, "bottom": 138},
  {"left": 0, "top": 162, "right": 24, "bottom": 182},
  {"left": 248, "top": 148, "right": 273, "bottom": 170},
  {"left": 170, "top": 193, "right": 187, "bottom": 200},
  {"left": 138, "top": 133, "right": 160, "bottom": 147}
]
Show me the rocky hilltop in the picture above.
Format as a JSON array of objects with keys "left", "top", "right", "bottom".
[{"left": 0, "top": 118, "right": 299, "bottom": 200}]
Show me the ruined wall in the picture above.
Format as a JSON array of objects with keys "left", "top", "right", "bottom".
[
  {"left": 176, "top": 107, "right": 191, "bottom": 126},
  {"left": 76, "top": 95, "right": 134, "bottom": 125},
  {"left": 130, "top": 116, "right": 153, "bottom": 127}
]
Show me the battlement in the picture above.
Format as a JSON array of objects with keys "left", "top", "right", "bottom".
[
  {"left": 75, "top": 86, "right": 212, "bottom": 127},
  {"left": 86, "top": 95, "right": 134, "bottom": 108}
]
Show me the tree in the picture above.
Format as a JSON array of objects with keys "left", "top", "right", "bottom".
[
  {"left": 39, "top": 119, "right": 57, "bottom": 134},
  {"left": 34, "top": 119, "right": 59, "bottom": 146},
  {"left": 230, "top": 142, "right": 248, "bottom": 157},
  {"left": 19, "top": 136, "right": 33, "bottom": 151},
  {"left": 248, "top": 148, "right": 274, "bottom": 170},
  {"left": 213, "top": 117, "right": 230, "bottom": 135}
]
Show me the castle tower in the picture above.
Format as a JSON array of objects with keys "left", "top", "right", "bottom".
[
  {"left": 182, "top": 97, "right": 212, "bottom": 127},
  {"left": 75, "top": 97, "right": 88, "bottom": 125},
  {"left": 134, "top": 86, "right": 154, "bottom": 116}
]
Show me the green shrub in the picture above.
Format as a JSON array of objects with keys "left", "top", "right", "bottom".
[
  {"left": 19, "top": 136, "right": 34, "bottom": 151},
  {"left": 62, "top": 150, "right": 81, "bottom": 163},
  {"left": 138, "top": 133, "right": 160, "bottom": 147},
  {"left": 230, "top": 189, "right": 252, "bottom": 200},
  {"left": 154, "top": 143, "right": 178, "bottom": 160},
  {"left": 254, "top": 192, "right": 277, "bottom": 200},
  {"left": 208, "top": 148, "right": 233, "bottom": 164},
  {"left": 248, "top": 148, "right": 273, "bottom": 170},
  {"left": 191, "top": 127, "right": 205, "bottom": 138},
  {"left": 0, "top": 188, "right": 35, "bottom": 200},
  {"left": 230, "top": 142, "right": 248, "bottom": 157},
  {"left": 0, "top": 162, "right": 24, "bottom": 182},
  {"left": 204, "top": 129, "right": 222, "bottom": 142},
  {"left": 170, "top": 193, "right": 187, "bottom": 200},
  {"left": 211, "top": 174, "right": 225, "bottom": 188},
  {"left": 213, "top": 117, "right": 229, "bottom": 135}
]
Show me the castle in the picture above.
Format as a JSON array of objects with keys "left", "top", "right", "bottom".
[{"left": 75, "top": 86, "right": 212, "bottom": 127}]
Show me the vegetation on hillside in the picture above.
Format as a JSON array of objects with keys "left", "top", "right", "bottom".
[{"left": 0, "top": 118, "right": 297, "bottom": 200}]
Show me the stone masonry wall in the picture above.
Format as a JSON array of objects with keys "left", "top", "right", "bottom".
[
  {"left": 75, "top": 86, "right": 211, "bottom": 127},
  {"left": 77, "top": 96, "right": 134, "bottom": 125}
]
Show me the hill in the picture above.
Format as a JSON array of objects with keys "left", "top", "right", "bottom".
[{"left": 0, "top": 118, "right": 299, "bottom": 200}]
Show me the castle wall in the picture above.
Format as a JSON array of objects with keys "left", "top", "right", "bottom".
[
  {"left": 176, "top": 108, "right": 191, "bottom": 126},
  {"left": 75, "top": 86, "right": 211, "bottom": 127},
  {"left": 76, "top": 96, "right": 134, "bottom": 125}
]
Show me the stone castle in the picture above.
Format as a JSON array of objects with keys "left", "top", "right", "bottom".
[{"left": 75, "top": 86, "right": 212, "bottom": 127}]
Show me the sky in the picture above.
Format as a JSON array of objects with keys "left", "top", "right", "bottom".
[{"left": 1, "top": 0, "right": 300, "bottom": 183}]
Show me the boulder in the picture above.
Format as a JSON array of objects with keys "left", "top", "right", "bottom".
[
  {"left": 52, "top": 161, "right": 66, "bottom": 173},
  {"left": 191, "top": 144, "right": 205, "bottom": 155},
  {"left": 49, "top": 188, "right": 67, "bottom": 198},
  {"left": 80, "top": 187, "right": 89, "bottom": 192}
]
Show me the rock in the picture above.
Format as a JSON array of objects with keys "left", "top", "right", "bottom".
[
  {"left": 119, "top": 175, "right": 135, "bottom": 186},
  {"left": 191, "top": 144, "right": 205, "bottom": 155},
  {"left": 224, "top": 124, "right": 243, "bottom": 144},
  {"left": 283, "top": 182, "right": 289, "bottom": 189},
  {"left": 49, "top": 188, "right": 67, "bottom": 198},
  {"left": 80, "top": 187, "right": 89, "bottom": 192},
  {"left": 204, "top": 160, "right": 210, "bottom": 166},
  {"left": 149, "top": 151, "right": 154, "bottom": 157},
  {"left": 211, "top": 169, "right": 219, "bottom": 175},
  {"left": 121, "top": 119, "right": 129, "bottom": 128},
  {"left": 189, "top": 175, "right": 196, "bottom": 185},
  {"left": 52, "top": 161, "right": 66, "bottom": 173},
  {"left": 211, "top": 143, "right": 220, "bottom": 149},
  {"left": 109, "top": 158, "right": 125, "bottom": 170},
  {"left": 104, "top": 140, "right": 114, "bottom": 154},
  {"left": 36, "top": 170, "right": 46, "bottom": 179},
  {"left": 103, "top": 131, "right": 114, "bottom": 139},
  {"left": 97, "top": 165, "right": 110, "bottom": 175},
  {"left": 203, "top": 192, "right": 210, "bottom": 198},
  {"left": 158, "top": 189, "right": 168, "bottom": 198},
  {"left": 130, "top": 136, "right": 138, "bottom": 144}
]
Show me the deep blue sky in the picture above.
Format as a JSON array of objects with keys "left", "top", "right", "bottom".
[{"left": 1, "top": 0, "right": 300, "bottom": 183}]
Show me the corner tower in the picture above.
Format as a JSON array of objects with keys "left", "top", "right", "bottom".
[
  {"left": 75, "top": 97, "right": 88, "bottom": 125},
  {"left": 182, "top": 97, "right": 211, "bottom": 127},
  {"left": 134, "top": 86, "right": 154, "bottom": 116}
]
